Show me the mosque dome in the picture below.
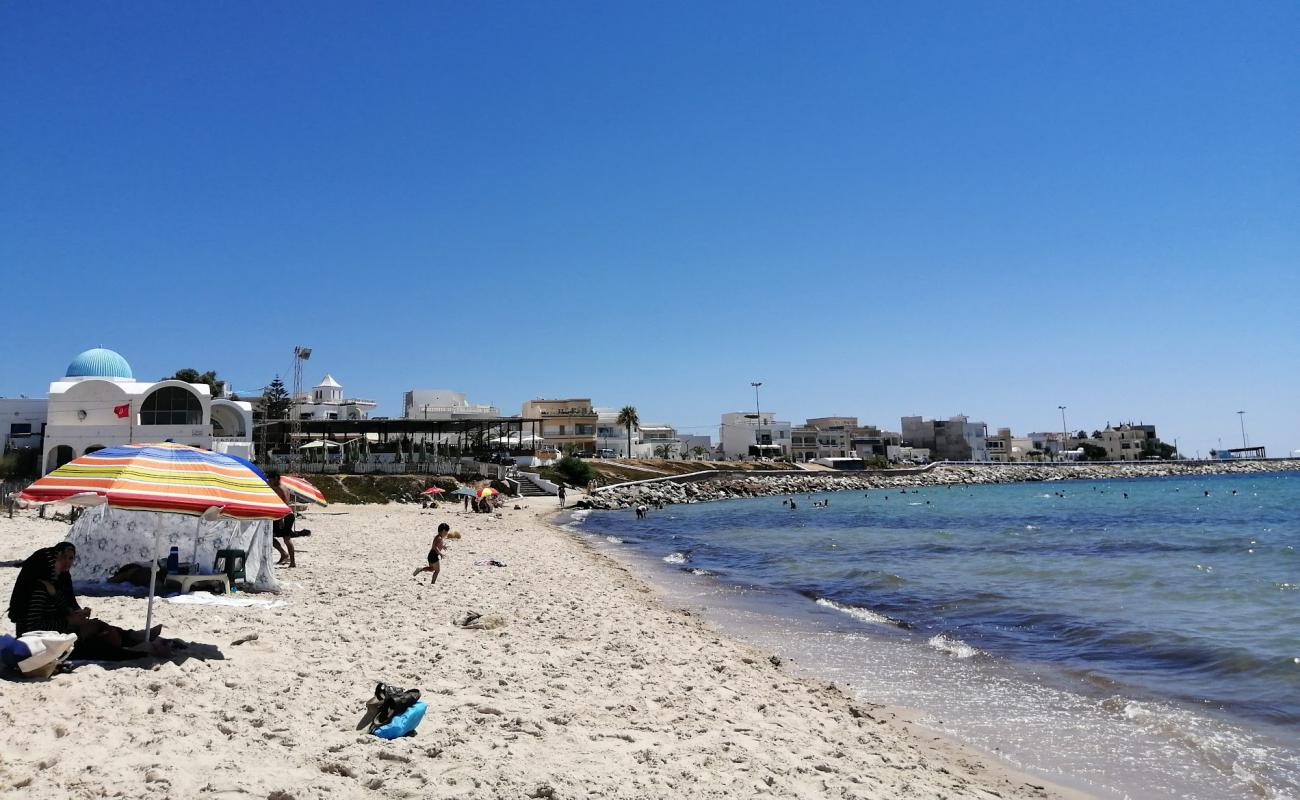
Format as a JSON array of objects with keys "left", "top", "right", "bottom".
[{"left": 65, "top": 348, "right": 134, "bottom": 379}]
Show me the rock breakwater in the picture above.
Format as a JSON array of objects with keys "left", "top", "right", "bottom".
[{"left": 579, "top": 460, "right": 1298, "bottom": 510}]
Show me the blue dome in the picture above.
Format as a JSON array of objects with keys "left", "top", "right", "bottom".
[{"left": 65, "top": 348, "right": 134, "bottom": 379}]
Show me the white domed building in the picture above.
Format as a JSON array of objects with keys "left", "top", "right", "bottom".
[{"left": 33, "top": 348, "right": 255, "bottom": 474}]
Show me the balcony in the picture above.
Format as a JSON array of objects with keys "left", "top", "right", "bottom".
[{"left": 538, "top": 409, "right": 595, "bottom": 418}]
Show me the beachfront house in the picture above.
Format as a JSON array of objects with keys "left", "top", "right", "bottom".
[
  {"left": 720, "top": 411, "right": 791, "bottom": 460},
  {"left": 901, "top": 415, "right": 989, "bottom": 462},
  {"left": 594, "top": 408, "right": 636, "bottom": 457},
  {"left": 638, "top": 424, "right": 680, "bottom": 458},
  {"left": 524, "top": 398, "right": 598, "bottom": 454},
  {"left": 32, "top": 348, "right": 255, "bottom": 474}
]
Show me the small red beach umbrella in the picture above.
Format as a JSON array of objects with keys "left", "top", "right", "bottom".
[{"left": 421, "top": 487, "right": 446, "bottom": 495}]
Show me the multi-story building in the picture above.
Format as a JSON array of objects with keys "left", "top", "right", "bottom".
[
  {"left": 639, "top": 424, "right": 680, "bottom": 458},
  {"left": 1088, "top": 423, "right": 1155, "bottom": 461},
  {"left": 403, "top": 389, "right": 498, "bottom": 420},
  {"left": 292, "top": 375, "right": 377, "bottom": 421},
  {"left": 720, "top": 412, "right": 791, "bottom": 459},
  {"left": 523, "top": 398, "right": 598, "bottom": 453},
  {"left": 594, "top": 408, "right": 634, "bottom": 456},
  {"left": 987, "top": 427, "right": 1013, "bottom": 462},
  {"left": 27, "top": 348, "right": 254, "bottom": 473},
  {"left": 901, "top": 415, "right": 989, "bottom": 461}
]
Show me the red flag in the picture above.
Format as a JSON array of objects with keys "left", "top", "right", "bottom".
[{"left": 113, "top": 403, "right": 130, "bottom": 418}]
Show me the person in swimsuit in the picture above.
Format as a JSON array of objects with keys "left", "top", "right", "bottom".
[
  {"left": 412, "top": 523, "right": 450, "bottom": 585},
  {"left": 267, "top": 471, "right": 297, "bottom": 568}
]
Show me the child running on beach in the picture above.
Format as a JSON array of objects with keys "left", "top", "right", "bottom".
[{"left": 412, "top": 523, "right": 450, "bottom": 585}]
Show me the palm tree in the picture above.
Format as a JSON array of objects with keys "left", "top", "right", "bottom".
[{"left": 616, "top": 406, "right": 639, "bottom": 459}]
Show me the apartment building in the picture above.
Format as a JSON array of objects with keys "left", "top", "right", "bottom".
[{"left": 523, "top": 398, "right": 598, "bottom": 452}]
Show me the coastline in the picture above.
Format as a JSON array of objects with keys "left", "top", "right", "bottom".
[
  {"left": 0, "top": 498, "right": 1086, "bottom": 799},
  {"left": 581, "top": 459, "right": 1300, "bottom": 509}
]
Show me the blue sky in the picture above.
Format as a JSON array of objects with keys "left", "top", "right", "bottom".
[{"left": 2, "top": 2, "right": 1297, "bottom": 458}]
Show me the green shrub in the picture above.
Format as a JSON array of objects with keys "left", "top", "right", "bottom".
[{"left": 554, "top": 455, "right": 595, "bottom": 487}]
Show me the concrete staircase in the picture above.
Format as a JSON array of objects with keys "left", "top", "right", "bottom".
[{"left": 515, "top": 473, "right": 554, "bottom": 497}]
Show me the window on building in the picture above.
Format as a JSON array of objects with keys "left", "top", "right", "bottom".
[
  {"left": 300, "top": 413, "right": 313, "bottom": 420},
  {"left": 140, "top": 387, "right": 202, "bottom": 426},
  {"left": 9, "top": 423, "right": 31, "bottom": 436},
  {"left": 575, "top": 424, "right": 594, "bottom": 435},
  {"left": 327, "top": 413, "right": 339, "bottom": 420}
]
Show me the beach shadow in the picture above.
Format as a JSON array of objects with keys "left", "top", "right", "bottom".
[
  {"left": 0, "top": 560, "right": 25, "bottom": 569},
  {"left": 67, "top": 641, "right": 227, "bottom": 671},
  {"left": 1, "top": 641, "right": 226, "bottom": 681}
]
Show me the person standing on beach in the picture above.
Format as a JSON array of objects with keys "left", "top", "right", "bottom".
[
  {"left": 412, "top": 523, "right": 450, "bottom": 585},
  {"left": 558, "top": 484, "right": 566, "bottom": 508},
  {"left": 267, "top": 472, "right": 297, "bottom": 568}
]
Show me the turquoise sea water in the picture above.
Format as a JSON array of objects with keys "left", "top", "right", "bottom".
[{"left": 572, "top": 471, "right": 1300, "bottom": 799}]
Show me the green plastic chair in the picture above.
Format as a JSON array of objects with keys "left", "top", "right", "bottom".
[{"left": 213, "top": 549, "right": 247, "bottom": 585}]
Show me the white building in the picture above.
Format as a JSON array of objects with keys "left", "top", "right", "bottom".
[
  {"left": 403, "top": 389, "right": 498, "bottom": 420},
  {"left": 639, "top": 424, "right": 680, "bottom": 458},
  {"left": 36, "top": 348, "right": 254, "bottom": 474},
  {"left": 0, "top": 397, "right": 48, "bottom": 455},
  {"left": 595, "top": 408, "right": 637, "bottom": 457},
  {"left": 292, "top": 374, "right": 377, "bottom": 421},
  {"left": 720, "top": 411, "right": 791, "bottom": 459},
  {"left": 676, "top": 434, "right": 713, "bottom": 459}
]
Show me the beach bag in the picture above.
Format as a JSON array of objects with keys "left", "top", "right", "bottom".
[
  {"left": 357, "top": 683, "right": 423, "bottom": 735},
  {"left": 0, "top": 631, "right": 77, "bottom": 679},
  {"left": 372, "top": 701, "right": 427, "bottom": 740}
]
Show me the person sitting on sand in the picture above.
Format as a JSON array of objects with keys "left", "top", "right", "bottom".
[
  {"left": 412, "top": 523, "right": 450, "bottom": 585},
  {"left": 7, "top": 543, "right": 171, "bottom": 659}
]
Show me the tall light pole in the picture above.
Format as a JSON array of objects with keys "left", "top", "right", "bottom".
[
  {"left": 1058, "top": 405, "right": 1067, "bottom": 462},
  {"left": 1237, "top": 410, "right": 1248, "bottom": 448},
  {"left": 751, "top": 381, "right": 763, "bottom": 459}
]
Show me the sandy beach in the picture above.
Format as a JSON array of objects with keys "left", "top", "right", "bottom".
[{"left": 0, "top": 499, "right": 1084, "bottom": 800}]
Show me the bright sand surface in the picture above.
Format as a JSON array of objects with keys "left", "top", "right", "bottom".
[{"left": 0, "top": 500, "right": 1086, "bottom": 800}]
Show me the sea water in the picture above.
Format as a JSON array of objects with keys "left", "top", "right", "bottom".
[{"left": 570, "top": 471, "right": 1300, "bottom": 799}]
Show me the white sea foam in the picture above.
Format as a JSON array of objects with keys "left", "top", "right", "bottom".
[
  {"left": 816, "top": 598, "right": 895, "bottom": 626},
  {"left": 927, "top": 634, "right": 980, "bottom": 659},
  {"left": 662, "top": 552, "right": 688, "bottom": 564},
  {"left": 908, "top": 502, "right": 924, "bottom": 506},
  {"left": 605, "top": 536, "right": 623, "bottom": 544}
]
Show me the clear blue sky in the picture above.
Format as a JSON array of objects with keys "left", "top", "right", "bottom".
[{"left": 2, "top": 2, "right": 1297, "bottom": 458}]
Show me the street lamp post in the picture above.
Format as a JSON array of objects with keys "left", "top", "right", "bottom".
[
  {"left": 1237, "top": 411, "right": 1248, "bottom": 449},
  {"left": 751, "top": 381, "right": 763, "bottom": 460},
  {"left": 1058, "top": 405, "right": 1067, "bottom": 462}
]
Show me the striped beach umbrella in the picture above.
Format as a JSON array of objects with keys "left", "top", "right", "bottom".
[
  {"left": 279, "top": 475, "right": 327, "bottom": 507},
  {"left": 18, "top": 443, "right": 291, "bottom": 520},
  {"left": 18, "top": 443, "right": 290, "bottom": 644},
  {"left": 476, "top": 487, "right": 499, "bottom": 498}
]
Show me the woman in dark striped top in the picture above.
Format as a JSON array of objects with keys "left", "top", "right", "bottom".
[{"left": 7, "top": 543, "right": 169, "bottom": 659}]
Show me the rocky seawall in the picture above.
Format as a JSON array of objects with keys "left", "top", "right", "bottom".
[{"left": 579, "top": 460, "right": 1299, "bottom": 510}]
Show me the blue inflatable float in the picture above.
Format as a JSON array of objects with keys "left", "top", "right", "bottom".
[{"left": 372, "top": 700, "right": 427, "bottom": 740}]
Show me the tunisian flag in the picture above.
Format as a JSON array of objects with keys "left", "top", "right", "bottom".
[{"left": 113, "top": 403, "right": 130, "bottom": 418}]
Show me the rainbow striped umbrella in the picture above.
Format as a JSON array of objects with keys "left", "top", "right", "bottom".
[
  {"left": 18, "top": 443, "right": 291, "bottom": 520},
  {"left": 279, "top": 475, "right": 327, "bottom": 507},
  {"left": 476, "top": 487, "right": 499, "bottom": 498}
]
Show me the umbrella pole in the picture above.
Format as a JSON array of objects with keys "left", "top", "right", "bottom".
[
  {"left": 144, "top": 525, "right": 160, "bottom": 642},
  {"left": 191, "top": 515, "right": 203, "bottom": 575}
]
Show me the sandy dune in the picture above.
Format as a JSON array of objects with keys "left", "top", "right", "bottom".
[{"left": 0, "top": 499, "right": 1081, "bottom": 799}]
